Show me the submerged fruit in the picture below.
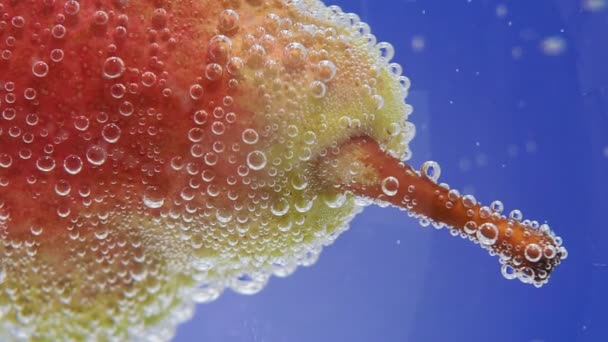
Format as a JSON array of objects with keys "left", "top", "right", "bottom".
[{"left": 0, "top": 0, "right": 565, "bottom": 340}]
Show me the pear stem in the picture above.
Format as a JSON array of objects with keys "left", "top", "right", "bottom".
[{"left": 318, "top": 136, "right": 566, "bottom": 286}]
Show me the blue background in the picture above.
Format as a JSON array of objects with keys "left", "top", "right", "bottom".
[{"left": 176, "top": 1, "right": 608, "bottom": 341}]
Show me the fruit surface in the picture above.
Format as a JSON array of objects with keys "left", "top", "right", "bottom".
[{"left": 0, "top": 0, "right": 412, "bottom": 339}]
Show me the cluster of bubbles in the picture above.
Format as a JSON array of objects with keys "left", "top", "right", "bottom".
[
  {"left": 377, "top": 161, "right": 567, "bottom": 288},
  {"left": 0, "top": 0, "right": 413, "bottom": 340}
]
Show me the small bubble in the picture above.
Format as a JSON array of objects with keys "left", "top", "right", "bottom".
[
  {"left": 86, "top": 145, "right": 107, "bottom": 166},
  {"left": 143, "top": 186, "right": 164, "bottom": 209},
  {"left": 242, "top": 129, "right": 259, "bottom": 145},
  {"left": 509, "top": 209, "right": 523, "bottom": 221},
  {"left": 208, "top": 35, "right": 232, "bottom": 61},
  {"left": 54, "top": 180, "right": 71, "bottom": 196},
  {"left": 152, "top": 8, "right": 168, "bottom": 29},
  {"left": 11, "top": 16, "right": 25, "bottom": 28},
  {"left": 141, "top": 71, "right": 157, "bottom": 87},
  {"left": 219, "top": 9, "right": 240, "bottom": 33},
  {"left": 193, "top": 110, "right": 209, "bottom": 125},
  {"left": 32, "top": 61, "right": 49, "bottom": 77},
  {"left": 63, "top": 155, "right": 83, "bottom": 175},
  {"left": 464, "top": 221, "right": 478, "bottom": 234},
  {"left": 102, "top": 123, "right": 122, "bottom": 143},
  {"left": 318, "top": 60, "right": 337, "bottom": 82},
  {"left": 211, "top": 121, "right": 226, "bottom": 135},
  {"left": 2, "top": 108, "right": 16, "bottom": 120},
  {"left": 0, "top": 153, "right": 13, "bottom": 168},
  {"left": 227, "top": 57, "right": 244, "bottom": 75},
  {"left": 52, "top": 24, "right": 67, "bottom": 39},
  {"left": 102, "top": 57, "right": 126, "bottom": 79},
  {"left": 110, "top": 83, "right": 126, "bottom": 98},
  {"left": 247, "top": 151, "right": 267, "bottom": 170},
  {"left": 30, "top": 225, "right": 44, "bottom": 236},
  {"left": 421, "top": 161, "right": 441, "bottom": 182},
  {"left": 73, "top": 116, "right": 90, "bottom": 131},
  {"left": 381, "top": 176, "right": 399, "bottom": 196},
  {"left": 119, "top": 101, "right": 134, "bottom": 116},
  {"left": 64, "top": 0, "right": 80, "bottom": 15},
  {"left": 189, "top": 84, "right": 204, "bottom": 100},
  {"left": 543, "top": 245, "right": 557, "bottom": 259},
  {"left": 205, "top": 63, "right": 223, "bottom": 81},
  {"left": 501, "top": 264, "right": 517, "bottom": 280},
  {"left": 24, "top": 88, "right": 37, "bottom": 100},
  {"left": 462, "top": 195, "right": 477, "bottom": 208},
  {"left": 476, "top": 223, "right": 498, "bottom": 245},
  {"left": 324, "top": 193, "right": 347, "bottom": 208},
  {"left": 310, "top": 81, "right": 327, "bottom": 99},
  {"left": 271, "top": 198, "right": 290, "bottom": 216},
  {"left": 188, "top": 128, "right": 204, "bottom": 142},
  {"left": 377, "top": 42, "right": 395, "bottom": 62},
  {"left": 94, "top": 10, "right": 109, "bottom": 25},
  {"left": 36, "top": 156, "right": 56, "bottom": 172},
  {"left": 524, "top": 244, "right": 542, "bottom": 263},
  {"left": 283, "top": 42, "right": 307, "bottom": 69},
  {"left": 490, "top": 200, "right": 504, "bottom": 213}
]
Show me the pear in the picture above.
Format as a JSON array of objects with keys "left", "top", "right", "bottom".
[{"left": 0, "top": 0, "right": 565, "bottom": 340}]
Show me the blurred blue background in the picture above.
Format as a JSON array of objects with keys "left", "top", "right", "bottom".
[{"left": 176, "top": 1, "right": 608, "bottom": 341}]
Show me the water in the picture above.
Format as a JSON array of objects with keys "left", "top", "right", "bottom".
[
  {"left": 175, "top": 1, "right": 608, "bottom": 341},
  {"left": 0, "top": 0, "right": 603, "bottom": 340}
]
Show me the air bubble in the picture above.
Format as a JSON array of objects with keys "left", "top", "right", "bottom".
[
  {"left": 94, "top": 10, "right": 109, "bottom": 25},
  {"left": 24, "top": 88, "right": 37, "bottom": 100},
  {"left": 193, "top": 110, "right": 209, "bottom": 125},
  {"left": 54, "top": 180, "right": 71, "bottom": 196},
  {"left": 30, "top": 225, "right": 44, "bottom": 236},
  {"left": 86, "top": 145, "right": 107, "bottom": 166},
  {"left": 381, "top": 177, "right": 399, "bottom": 196},
  {"left": 476, "top": 223, "right": 499, "bottom": 245},
  {"left": 324, "top": 193, "right": 347, "bottom": 208},
  {"left": 421, "top": 161, "right": 441, "bottom": 182},
  {"left": 141, "top": 71, "right": 157, "bottom": 87},
  {"left": 271, "top": 198, "right": 290, "bottom": 216},
  {"left": 283, "top": 42, "right": 307, "bottom": 68},
  {"left": 102, "top": 123, "right": 121, "bottom": 143},
  {"left": 219, "top": 9, "right": 240, "bottom": 33},
  {"left": 524, "top": 243, "right": 542, "bottom": 263},
  {"left": 464, "top": 221, "right": 478, "bottom": 234},
  {"left": 490, "top": 200, "right": 504, "bottom": 213},
  {"left": 32, "top": 61, "right": 49, "bottom": 77},
  {"left": 208, "top": 35, "right": 232, "bottom": 61},
  {"left": 0, "top": 153, "right": 13, "bottom": 168},
  {"left": 247, "top": 151, "right": 267, "bottom": 170},
  {"left": 205, "top": 63, "right": 223, "bottom": 81},
  {"left": 143, "top": 186, "right": 164, "bottom": 209},
  {"left": 73, "top": 116, "right": 89, "bottom": 131},
  {"left": 310, "top": 81, "right": 327, "bottom": 99},
  {"left": 36, "top": 156, "right": 56, "bottom": 172},
  {"left": 52, "top": 24, "right": 67, "bottom": 39},
  {"left": 242, "top": 129, "right": 259, "bottom": 145},
  {"left": 63, "top": 155, "right": 83, "bottom": 175},
  {"left": 509, "top": 209, "right": 523, "bottom": 221},
  {"left": 318, "top": 60, "right": 337, "bottom": 82},
  {"left": 102, "top": 57, "right": 126, "bottom": 79},
  {"left": 189, "top": 84, "right": 204, "bottom": 100},
  {"left": 377, "top": 42, "right": 395, "bottom": 62},
  {"left": 462, "top": 195, "right": 477, "bottom": 208},
  {"left": 64, "top": 0, "right": 80, "bottom": 15},
  {"left": 119, "top": 101, "right": 134, "bottom": 116}
]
